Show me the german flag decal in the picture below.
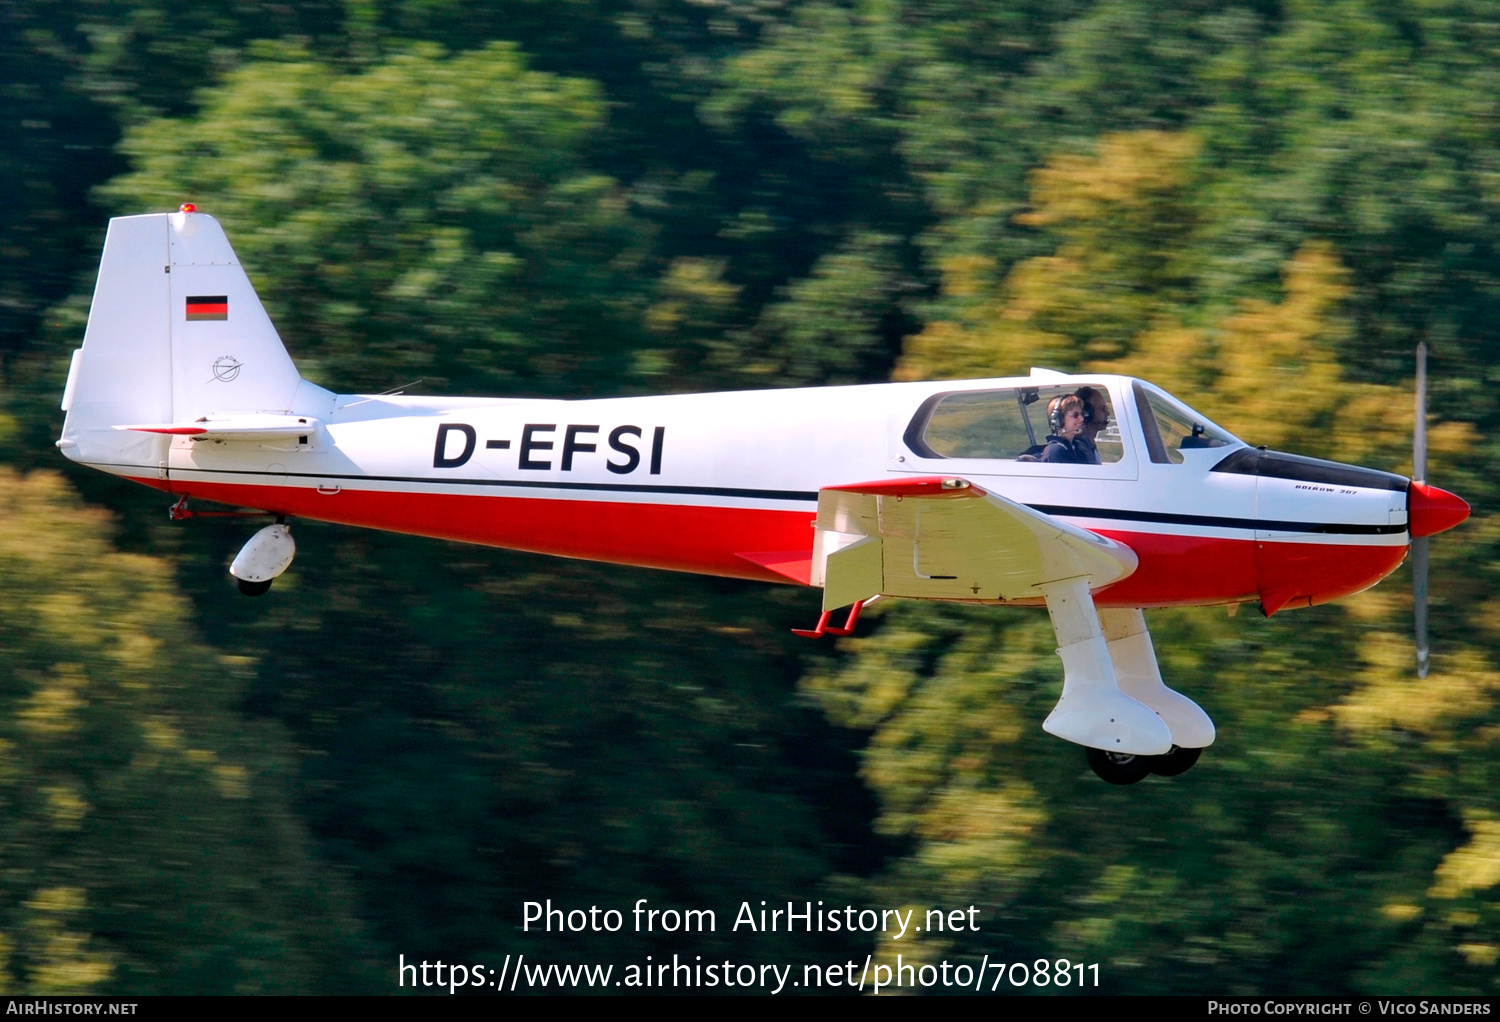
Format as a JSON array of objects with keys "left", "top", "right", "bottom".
[{"left": 185, "top": 295, "right": 228, "bottom": 321}]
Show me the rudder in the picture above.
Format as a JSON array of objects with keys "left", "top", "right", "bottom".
[{"left": 59, "top": 210, "right": 306, "bottom": 472}]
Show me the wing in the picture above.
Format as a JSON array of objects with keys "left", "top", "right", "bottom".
[{"left": 812, "top": 476, "right": 1137, "bottom": 612}]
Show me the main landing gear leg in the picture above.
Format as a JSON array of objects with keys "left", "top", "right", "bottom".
[
  {"left": 1095, "top": 608, "right": 1213, "bottom": 781},
  {"left": 1038, "top": 577, "right": 1173, "bottom": 768}
]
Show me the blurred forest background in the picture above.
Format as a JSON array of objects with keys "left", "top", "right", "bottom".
[{"left": 1, "top": 0, "right": 1497, "bottom": 996}]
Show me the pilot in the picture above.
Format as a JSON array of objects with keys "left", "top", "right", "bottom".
[
  {"left": 1040, "top": 395, "right": 1091, "bottom": 464},
  {"left": 1074, "top": 386, "right": 1109, "bottom": 466}
]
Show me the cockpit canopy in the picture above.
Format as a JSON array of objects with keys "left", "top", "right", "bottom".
[{"left": 904, "top": 377, "right": 1241, "bottom": 466}]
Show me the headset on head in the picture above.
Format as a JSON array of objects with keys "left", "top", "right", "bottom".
[
  {"left": 1047, "top": 396, "right": 1074, "bottom": 434},
  {"left": 1075, "top": 387, "right": 1099, "bottom": 424},
  {"left": 1051, "top": 388, "right": 1103, "bottom": 433}
]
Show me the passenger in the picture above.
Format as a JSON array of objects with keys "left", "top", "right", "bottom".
[
  {"left": 1074, "top": 386, "right": 1110, "bottom": 466},
  {"left": 1040, "top": 395, "right": 1091, "bottom": 464}
]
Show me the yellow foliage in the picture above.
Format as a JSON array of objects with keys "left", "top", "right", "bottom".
[
  {"left": 803, "top": 620, "right": 930, "bottom": 729},
  {"left": 213, "top": 763, "right": 251, "bottom": 800},
  {"left": 107, "top": 629, "right": 163, "bottom": 672},
  {"left": 1333, "top": 634, "right": 1500, "bottom": 735},
  {"left": 20, "top": 889, "right": 114, "bottom": 995},
  {"left": 645, "top": 257, "right": 740, "bottom": 336},
  {"left": 26, "top": 936, "right": 113, "bottom": 996},
  {"left": 916, "top": 783, "right": 1044, "bottom": 845},
  {"left": 912, "top": 784, "right": 1047, "bottom": 886},
  {"left": 41, "top": 784, "right": 89, "bottom": 831},
  {"left": 1190, "top": 243, "right": 1406, "bottom": 460},
  {"left": 25, "top": 888, "right": 84, "bottom": 916},
  {"left": 17, "top": 667, "right": 88, "bottom": 738},
  {"left": 1342, "top": 588, "right": 1402, "bottom": 623},
  {"left": 0, "top": 469, "right": 343, "bottom": 991},
  {"left": 937, "top": 254, "right": 994, "bottom": 299},
  {"left": 899, "top": 131, "right": 1200, "bottom": 381},
  {"left": 1428, "top": 816, "right": 1500, "bottom": 900},
  {"left": 1017, "top": 131, "right": 1201, "bottom": 229},
  {"left": 1458, "top": 943, "right": 1499, "bottom": 967},
  {"left": 1096, "top": 321, "right": 1215, "bottom": 398},
  {"left": 897, "top": 130, "right": 1478, "bottom": 466},
  {"left": 893, "top": 317, "right": 1028, "bottom": 382},
  {"left": 141, "top": 717, "right": 185, "bottom": 752}
]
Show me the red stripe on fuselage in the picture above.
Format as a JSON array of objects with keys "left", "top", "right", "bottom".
[
  {"left": 1090, "top": 529, "right": 1257, "bottom": 607},
  {"left": 146, "top": 476, "right": 817, "bottom": 585},
  {"left": 1253, "top": 535, "right": 1407, "bottom": 611},
  {"left": 133, "top": 477, "right": 1407, "bottom": 608}
]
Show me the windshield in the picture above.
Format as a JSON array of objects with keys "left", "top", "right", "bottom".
[{"left": 1132, "top": 382, "right": 1239, "bottom": 465}]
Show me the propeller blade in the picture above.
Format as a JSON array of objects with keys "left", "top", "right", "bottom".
[
  {"left": 1414, "top": 342, "right": 1427, "bottom": 485},
  {"left": 1414, "top": 342, "right": 1428, "bottom": 679},
  {"left": 1414, "top": 535, "right": 1429, "bottom": 679}
]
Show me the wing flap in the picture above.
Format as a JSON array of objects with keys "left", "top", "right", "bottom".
[
  {"left": 824, "top": 535, "right": 883, "bottom": 611},
  {"left": 814, "top": 476, "right": 1137, "bottom": 611}
]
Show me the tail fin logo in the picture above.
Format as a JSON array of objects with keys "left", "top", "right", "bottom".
[
  {"left": 211, "top": 355, "right": 243, "bottom": 382},
  {"left": 186, "top": 295, "right": 228, "bottom": 321}
]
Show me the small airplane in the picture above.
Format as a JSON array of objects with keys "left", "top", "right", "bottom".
[{"left": 56, "top": 209, "right": 1471, "bottom": 784}]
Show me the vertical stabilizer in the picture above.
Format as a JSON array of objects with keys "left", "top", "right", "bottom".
[
  {"left": 60, "top": 214, "right": 173, "bottom": 468},
  {"left": 59, "top": 211, "right": 306, "bottom": 472},
  {"left": 165, "top": 210, "right": 301, "bottom": 421}
]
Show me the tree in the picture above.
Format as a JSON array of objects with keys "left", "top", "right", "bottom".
[
  {"left": 103, "top": 41, "right": 653, "bottom": 398},
  {"left": 0, "top": 469, "right": 372, "bottom": 993},
  {"left": 804, "top": 125, "right": 1497, "bottom": 994}
]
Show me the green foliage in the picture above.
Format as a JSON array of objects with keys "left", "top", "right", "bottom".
[
  {"left": 1, "top": 0, "right": 1498, "bottom": 997},
  {"left": 806, "top": 26, "right": 1500, "bottom": 986},
  {"left": 0, "top": 469, "right": 372, "bottom": 993},
  {"left": 0, "top": 2, "right": 122, "bottom": 356},
  {"left": 808, "top": 595, "right": 1499, "bottom": 994},
  {"left": 707, "top": 231, "right": 907, "bottom": 388},
  {"left": 102, "top": 41, "right": 651, "bottom": 396},
  {"left": 208, "top": 529, "right": 874, "bottom": 966}
]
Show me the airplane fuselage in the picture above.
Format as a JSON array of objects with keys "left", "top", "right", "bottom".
[{"left": 106, "top": 374, "right": 1410, "bottom": 613}]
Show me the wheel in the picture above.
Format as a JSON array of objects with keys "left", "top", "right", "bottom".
[
  {"left": 1149, "top": 745, "right": 1202, "bottom": 777},
  {"left": 1085, "top": 746, "right": 1153, "bottom": 785},
  {"left": 236, "top": 577, "right": 273, "bottom": 597}
]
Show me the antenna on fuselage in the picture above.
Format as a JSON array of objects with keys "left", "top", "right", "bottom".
[{"left": 337, "top": 380, "right": 425, "bottom": 410}]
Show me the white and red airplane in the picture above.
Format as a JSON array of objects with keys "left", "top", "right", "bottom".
[{"left": 56, "top": 209, "right": 1470, "bottom": 783}]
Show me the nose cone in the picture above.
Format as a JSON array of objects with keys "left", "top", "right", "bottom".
[{"left": 1408, "top": 482, "right": 1470, "bottom": 538}]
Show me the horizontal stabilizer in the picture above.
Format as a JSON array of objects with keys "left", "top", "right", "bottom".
[{"left": 117, "top": 413, "right": 319, "bottom": 441}]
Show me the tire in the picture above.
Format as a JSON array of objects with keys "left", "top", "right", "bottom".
[
  {"left": 236, "top": 577, "right": 273, "bottom": 597},
  {"left": 1149, "top": 745, "right": 1202, "bottom": 777},
  {"left": 1084, "top": 746, "right": 1153, "bottom": 785}
]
